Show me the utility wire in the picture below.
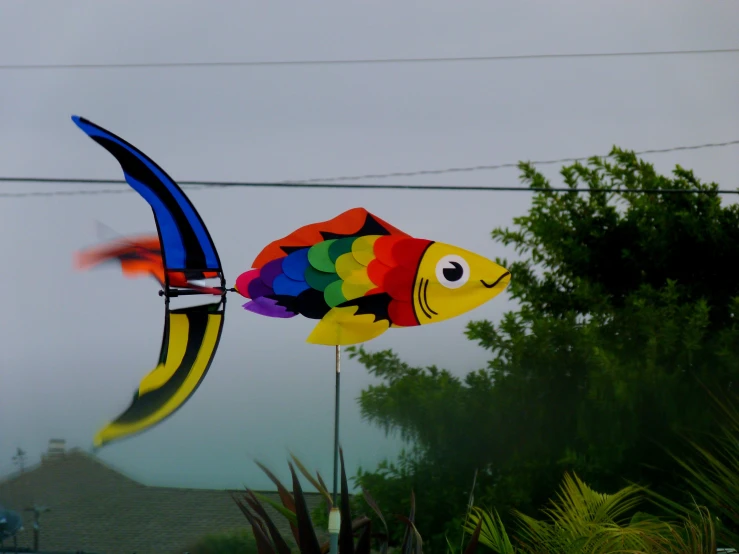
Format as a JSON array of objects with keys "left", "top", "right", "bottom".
[
  {"left": 1, "top": 47, "right": 738, "bottom": 71},
  {"left": 0, "top": 138, "right": 737, "bottom": 198},
  {"left": 1, "top": 184, "right": 737, "bottom": 199},
  {"left": 293, "top": 139, "right": 739, "bottom": 183}
]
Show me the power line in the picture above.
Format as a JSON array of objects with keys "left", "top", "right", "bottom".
[
  {"left": 294, "top": 139, "right": 739, "bottom": 183},
  {"left": 2, "top": 47, "right": 738, "bottom": 71},
  {"left": 0, "top": 184, "right": 737, "bottom": 199},
  {"left": 1, "top": 137, "right": 737, "bottom": 198}
]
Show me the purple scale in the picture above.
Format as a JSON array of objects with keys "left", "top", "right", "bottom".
[
  {"left": 247, "top": 276, "right": 273, "bottom": 300},
  {"left": 243, "top": 297, "right": 296, "bottom": 318},
  {"left": 260, "top": 257, "right": 285, "bottom": 288}
]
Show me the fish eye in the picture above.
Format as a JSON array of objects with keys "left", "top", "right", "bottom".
[{"left": 435, "top": 255, "right": 470, "bottom": 289}]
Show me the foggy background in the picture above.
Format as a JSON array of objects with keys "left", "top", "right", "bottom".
[{"left": 0, "top": 0, "right": 737, "bottom": 491}]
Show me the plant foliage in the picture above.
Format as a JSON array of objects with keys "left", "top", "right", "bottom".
[
  {"left": 231, "top": 449, "right": 479, "bottom": 554},
  {"left": 645, "top": 388, "right": 739, "bottom": 548},
  {"left": 348, "top": 148, "right": 739, "bottom": 550},
  {"left": 463, "top": 472, "right": 717, "bottom": 554}
]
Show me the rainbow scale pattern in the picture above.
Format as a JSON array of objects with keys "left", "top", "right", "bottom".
[{"left": 236, "top": 233, "right": 433, "bottom": 327}]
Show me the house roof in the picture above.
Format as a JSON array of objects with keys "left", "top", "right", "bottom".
[{"left": 0, "top": 447, "right": 326, "bottom": 554}]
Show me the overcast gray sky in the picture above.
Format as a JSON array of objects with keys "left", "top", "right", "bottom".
[{"left": 1, "top": 1, "right": 738, "bottom": 492}]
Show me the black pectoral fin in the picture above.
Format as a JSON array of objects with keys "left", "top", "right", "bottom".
[{"left": 337, "top": 292, "right": 392, "bottom": 324}]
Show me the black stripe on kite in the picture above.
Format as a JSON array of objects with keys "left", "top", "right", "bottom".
[{"left": 112, "top": 302, "right": 223, "bottom": 425}]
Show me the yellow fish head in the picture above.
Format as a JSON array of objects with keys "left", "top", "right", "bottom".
[{"left": 413, "top": 242, "right": 510, "bottom": 325}]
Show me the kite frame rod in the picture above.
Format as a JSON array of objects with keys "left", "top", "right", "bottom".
[{"left": 158, "top": 287, "right": 235, "bottom": 298}]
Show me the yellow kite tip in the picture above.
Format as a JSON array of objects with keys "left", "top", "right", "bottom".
[{"left": 92, "top": 428, "right": 108, "bottom": 449}]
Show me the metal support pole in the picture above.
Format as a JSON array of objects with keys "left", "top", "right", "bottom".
[
  {"left": 333, "top": 345, "right": 341, "bottom": 503},
  {"left": 328, "top": 345, "right": 341, "bottom": 554}
]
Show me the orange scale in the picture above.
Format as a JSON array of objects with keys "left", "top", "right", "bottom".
[{"left": 373, "top": 236, "right": 404, "bottom": 266}]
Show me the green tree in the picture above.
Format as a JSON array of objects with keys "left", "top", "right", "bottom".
[{"left": 348, "top": 148, "right": 739, "bottom": 552}]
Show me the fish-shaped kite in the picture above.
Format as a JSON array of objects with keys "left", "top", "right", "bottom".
[
  {"left": 72, "top": 115, "right": 510, "bottom": 448},
  {"left": 234, "top": 209, "right": 511, "bottom": 345}
]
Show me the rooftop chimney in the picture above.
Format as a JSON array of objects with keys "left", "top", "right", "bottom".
[{"left": 41, "top": 439, "right": 66, "bottom": 463}]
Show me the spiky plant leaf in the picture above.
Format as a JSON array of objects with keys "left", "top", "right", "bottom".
[
  {"left": 290, "top": 462, "right": 323, "bottom": 554},
  {"left": 339, "top": 448, "right": 355, "bottom": 554},
  {"left": 361, "top": 487, "right": 389, "bottom": 554},
  {"left": 361, "top": 487, "right": 388, "bottom": 535},
  {"left": 672, "top": 439, "right": 739, "bottom": 546},
  {"left": 255, "top": 460, "right": 300, "bottom": 543},
  {"left": 462, "top": 507, "right": 517, "bottom": 554},
  {"left": 355, "top": 521, "right": 373, "bottom": 554},
  {"left": 290, "top": 452, "right": 334, "bottom": 508},
  {"left": 243, "top": 491, "right": 294, "bottom": 554},
  {"left": 399, "top": 491, "right": 417, "bottom": 554},
  {"left": 251, "top": 491, "right": 299, "bottom": 526},
  {"left": 255, "top": 461, "right": 297, "bottom": 512},
  {"left": 396, "top": 514, "right": 423, "bottom": 554},
  {"left": 235, "top": 453, "right": 434, "bottom": 554},
  {"left": 646, "top": 388, "right": 739, "bottom": 547},
  {"left": 662, "top": 504, "right": 717, "bottom": 554},
  {"left": 232, "top": 494, "right": 278, "bottom": 554},
  {"left": 316, "top": 471, "right": 331, "bottom": 501},
  {"left": 463, "top": 518, "right": 483, "bottom": 554}
]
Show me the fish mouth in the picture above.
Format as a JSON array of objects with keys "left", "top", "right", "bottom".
[
  {"left": 417, "top": 277, "right": 437, "bottom": 320},
  {"left": 481, "top": 272, "right": 511, "bottom": 289}
]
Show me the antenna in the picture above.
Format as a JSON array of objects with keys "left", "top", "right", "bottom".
[
  {"left": 23, "top": 504, "right": 50, "bottom": 552},
  {"left": 11, "top": 448, "right": 27, "bottom": 475}
]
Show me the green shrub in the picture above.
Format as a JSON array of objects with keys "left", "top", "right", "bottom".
[
  {"left": 183, "top": 528, "right": 260, "bottom": 554},
  {"left": 646, "top": 387, "right": 739, "bottom": 548},
  {"left": 462, "top": 472, "right": 716, "bottom": 554}
]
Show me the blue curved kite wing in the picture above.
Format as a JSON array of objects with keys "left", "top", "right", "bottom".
[
  {"left": 72, "top": 116, "right": 228, "bottom": 449},
  {"left": 71, "top": 116, "right": 222, "bottom": 277}
]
